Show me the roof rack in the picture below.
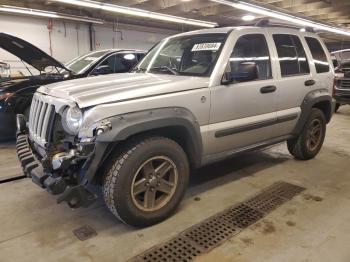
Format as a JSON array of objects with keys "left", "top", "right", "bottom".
[{"left": 254, "top": 18, "right": 314, "bottom": 32}]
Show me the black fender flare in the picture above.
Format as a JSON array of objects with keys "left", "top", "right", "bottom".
[
  {"left": 95, "top": 107, "right": 203, "bottom": 168},
  {"left": 293, "top": 89, "right": 333, "bottom": 135}
]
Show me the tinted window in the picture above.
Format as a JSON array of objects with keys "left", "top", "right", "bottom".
[
  {"left": 273, "top": 34, "right": 310, "bottom": 76},
  {"left": 229, "top": 34, "right": 271, "bottom": 82},
  {"left": 137, "top": 53, "right": 145, "bottom": 61},
  {"left": 100, "top": 53, "right": 138, "bottom": 73},
  {"left": 305, "top": 37, "right": 330, "bottom": 73},
  {"left": 65, "top": 50, "right": 111, "bottom": 74}
]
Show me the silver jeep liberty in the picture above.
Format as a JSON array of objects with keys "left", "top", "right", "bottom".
[{"left": 16, "top": 26, "right": 335, "bottom": 227}]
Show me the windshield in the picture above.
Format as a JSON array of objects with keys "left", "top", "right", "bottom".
[
  {"left": 65, "top": 50, "right": 111, "bottom": 74},
  {"left": 133, "top": 34, "right": 226, "bottom": 76}
]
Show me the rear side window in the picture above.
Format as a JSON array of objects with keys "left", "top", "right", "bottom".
[
  {"left": 273, "top": 34, "right": 310, "bottom": 77},
  {"left": 305, "top": 37, "right": 330, "bottom": 73}
]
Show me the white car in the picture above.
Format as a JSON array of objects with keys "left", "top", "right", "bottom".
[{"left": 17, "top": 25, "right": 335, "bottom": 227}]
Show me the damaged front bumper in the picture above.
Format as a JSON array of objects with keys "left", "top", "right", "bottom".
[{"left": 16, "top": 129, "right": 107, "bottom": 209}]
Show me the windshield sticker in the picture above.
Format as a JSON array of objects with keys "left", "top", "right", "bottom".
[{"left": 191, "top": 42, "right": 221, "bottom": 52}]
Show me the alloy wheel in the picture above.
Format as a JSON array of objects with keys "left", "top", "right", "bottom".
[
  {"left": 306, "top": 118, "right": 323, "bottom": 151},
  {"left": 131, "top": 156, "right": 178, "bottom": 212}
]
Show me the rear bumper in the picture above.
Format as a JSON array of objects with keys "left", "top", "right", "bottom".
[{"left": 16, "top": 132, "right": 98, "bottom": 208}]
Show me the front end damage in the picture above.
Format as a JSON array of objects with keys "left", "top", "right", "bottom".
[{"left": 16, "top": 93, "right": 109, "bottom": 209}]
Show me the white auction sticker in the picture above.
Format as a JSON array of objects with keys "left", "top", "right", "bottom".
[{"left": 191, "top": 42, "right": 221, "bottom": 52}]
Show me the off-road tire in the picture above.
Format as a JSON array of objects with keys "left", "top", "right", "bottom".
[
  {"left": 103, "top": 136, "right": 189, "bottom": 227},
  {"left": 287, "top": 108, "right": 326, "bottom": 160}
]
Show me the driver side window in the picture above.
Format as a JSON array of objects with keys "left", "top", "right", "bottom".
[{"left": 228, "top": 34, "right": 272, "bottom": 83}]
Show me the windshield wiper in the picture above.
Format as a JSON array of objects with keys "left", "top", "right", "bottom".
[{"left": 150, "top": 66, "right": 178, "bottom": 75}]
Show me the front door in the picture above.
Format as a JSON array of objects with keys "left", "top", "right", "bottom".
[{"left": 203, "top": 30, "right": 278, "bottom": 156}]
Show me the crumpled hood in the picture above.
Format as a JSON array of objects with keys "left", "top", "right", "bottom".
[{"left": 37, "top": 73, "right": 210, "bottom": 108}]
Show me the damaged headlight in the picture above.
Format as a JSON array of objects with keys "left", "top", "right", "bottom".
[{"left": 62, "top": 106, "right": 83, "bottom": 135}]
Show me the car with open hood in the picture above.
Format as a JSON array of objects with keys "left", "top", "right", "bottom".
[{"left": 0, "top": 32, "right": 145, "bottom": 140}]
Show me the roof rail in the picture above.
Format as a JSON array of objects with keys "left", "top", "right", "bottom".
[{"left": 254, "top": 18, "right": 314, "bottom": 32}]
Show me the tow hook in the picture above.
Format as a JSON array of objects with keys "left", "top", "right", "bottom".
[{"left": 57, "top": 185, "right": 97, "bottom": 208}]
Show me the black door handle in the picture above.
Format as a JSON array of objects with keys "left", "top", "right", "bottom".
[
  {"left": 305, "top": 80, "right": 316, "bottom": 86},
  {"left": 260, "top": 85, "right": 276, "bottom": 94}
]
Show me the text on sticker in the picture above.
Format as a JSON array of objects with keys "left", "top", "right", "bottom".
[{"left": 191, "top": 42, "right": 221, "bottom": 52}]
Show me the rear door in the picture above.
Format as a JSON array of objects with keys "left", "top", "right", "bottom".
[
  {"left": 304, "top": 36, "right": 332, "bottom": 93},
  {"left": 268, "top": 29, "right": 315, "bottom": 137}
]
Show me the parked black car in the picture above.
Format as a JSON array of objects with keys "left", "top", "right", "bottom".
[{"left": 0, "top": 32, "right": 145, "bottom": 140}]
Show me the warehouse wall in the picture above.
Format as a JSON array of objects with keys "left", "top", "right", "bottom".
[{"left": 0, "top": 14, "right": 170, "bottom": 76}]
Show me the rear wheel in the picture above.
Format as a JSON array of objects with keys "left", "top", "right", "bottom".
[
  {"left": 103, "top": 136, "right": 189, "bottom": 227},
  {"left": 287, "top": 108, "right": 326, "bottom": 160}
]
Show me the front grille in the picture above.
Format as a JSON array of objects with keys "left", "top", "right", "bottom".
[
  {"left": 340, "top": 79, "right": 350, "bottom": 89},
  {"left": 342, "top": 67, "right": 350, "bottom": 74},
  {"left": 29, "top": 93, "right": 56, "bottom": 146}
]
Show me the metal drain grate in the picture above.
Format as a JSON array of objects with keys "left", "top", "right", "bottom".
[
  {"left": 183, "top": 216, "right": 240, "bottom": 251},
  {"left": 219, "top": 203, "right": 264, "bottom": 229},
  {"left": 263, "top": 181, "right": 305, "bottom": 200},
  {"left": 245, "top": 192, "right": 286, "bottom": 213},
  {"left": 132, "top": 236, "right": 203, "bottom": 262},
  {"left": 131, "top": 181, "right": 305, "bottom": 262}
]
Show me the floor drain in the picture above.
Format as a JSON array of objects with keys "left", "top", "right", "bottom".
[
  {"left": 130, "top": 181, "right": 305, "bottom": 261},
  {"left": 73, "top": 225, "right": 97, "bottom": 241},
  {"left": 135, "top": 236, "right": 203, "bottom": 262}
]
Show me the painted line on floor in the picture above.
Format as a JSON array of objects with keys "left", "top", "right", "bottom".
[{"left": 0, "top": 175, "right": 26, "bottom": 184}]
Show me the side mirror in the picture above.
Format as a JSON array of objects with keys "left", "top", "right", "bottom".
[
  {"left": 222, "top": 62, "right": 258, "bottom": 85},
  {"left": 91, "top": 65, "right": 113, "bottom": 76}
]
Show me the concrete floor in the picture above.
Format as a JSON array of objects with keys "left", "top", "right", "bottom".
[
  {"left": 0, "top": 106, "right": 349, "bottom": 262},
  {"left": 0, "top": 142, "right": 22, "bottom": 181}
]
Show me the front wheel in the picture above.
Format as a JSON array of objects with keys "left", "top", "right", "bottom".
[
  {"left": 103, "top": 136, "right": 189, "bottom": 227},
  {"left": 287, "top": 108, "right": 326, "bottom": 160}
]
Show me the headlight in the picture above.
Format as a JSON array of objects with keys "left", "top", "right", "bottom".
[
  {"left": 0, "top": 92, "right": 13, "bottom": 101},
  {"left": 62, "top": 106, "right": 83, "bottom": 135}
]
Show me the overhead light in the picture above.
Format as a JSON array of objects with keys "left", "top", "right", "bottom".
[
  {"left": 300, "top": 28, "right": 306, "bottom": 32},
  {"left": 52, "top": 0, "right": 217, "bottom": 28},
  {"left": 0, "top": 5, "right": 103, "bottom": 24},
  {"left": 242, "top": 15, "right": 255, "bottom": 21},
  {"left": 210, "top": 0, "right": 350, "bottom": 37}
]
